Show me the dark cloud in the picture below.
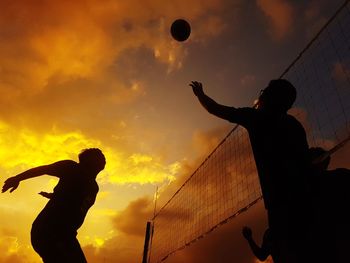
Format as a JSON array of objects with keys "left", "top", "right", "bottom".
[
  {"left": 84, "top": 195, "right": 154, "bottom": 263},
  {"left": 256, "top": 0, "right": 295, "bottom": 41},
  {"left": 113, "top": 196, "right": 154, "bottom": 237}
]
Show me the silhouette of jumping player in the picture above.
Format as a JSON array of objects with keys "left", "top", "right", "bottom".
[
  {"left": 242, "top": 226, "right": 280, "bottom": 263},
  {"left": 190, "top": 80, "right": 311, "bottom": 262},
  {"left": 2, "top": 148, "right": 106, "bottom": 263}
]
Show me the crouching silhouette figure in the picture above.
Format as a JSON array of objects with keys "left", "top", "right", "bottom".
[{"left": 2, "top": 148, "right": 106, "bottom": 263}]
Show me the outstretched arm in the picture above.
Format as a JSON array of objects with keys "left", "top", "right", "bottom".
[
  {"left": 2, "top": 160, "right": 74, "bottom": 193},
  {"left": 190, "top": 81, "right": 237, "bottom": 121},
  {"left": 2, "top": 165, "right": 54, "bottom": 193},
  {"left": 242, "top": 227, "right": 270, "bottom": 261}
]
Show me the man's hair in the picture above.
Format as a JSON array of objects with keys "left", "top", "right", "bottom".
[
  {"left": 261, "top": 79, "right": 297, "bottom": 112},
  {"left": 78, "top": 148, "right": 106, "bottom": 171}
]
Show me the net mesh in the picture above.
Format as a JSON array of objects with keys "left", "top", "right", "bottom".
[
  {"left": 283, "top": 3, "right": 350, "bottom": 148},
  {"left": 149, "top": 1, "right": 350, "bottom": 262},
  {"left": 150, "top": 127, "right": 261, "bottom": 262}
]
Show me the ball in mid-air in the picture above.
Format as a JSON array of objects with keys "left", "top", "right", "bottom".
[{"left": 170, "top": 19, "right": 191, "bottom": 42}]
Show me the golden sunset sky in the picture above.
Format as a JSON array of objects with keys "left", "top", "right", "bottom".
[{"left": 0, "top": 0, "right": 347, "bottom": 262}]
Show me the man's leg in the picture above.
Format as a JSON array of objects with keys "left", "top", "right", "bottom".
[
  {"left": 62, "top": 235, "right": 87, "bottom": 263},
  {"left": 32, "top": 229, "right": 86, "bottom": 263}
]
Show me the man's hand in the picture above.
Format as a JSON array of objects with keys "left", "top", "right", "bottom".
[
  {"left": 190, "top": 81, "right": 204, "bottom": 97},
  {"left": 38, "top": 191, "right": 53, "bottom": 199},
  {"left": 2, "top": 176, "right": 20, "bottom": 193},
  {"left": 242, "top": 226, "right": 253, "bottom": 240}
]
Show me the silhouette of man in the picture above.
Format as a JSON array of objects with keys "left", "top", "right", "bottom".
[
  {"left": 242, "top": 226, "right": 280, "bottom": 263},
  {"left": 2, "top": 148, "right": 106, "bottom": 263},
  {"left": 190, "top": 80, "right": 311, "bottom": 262}
]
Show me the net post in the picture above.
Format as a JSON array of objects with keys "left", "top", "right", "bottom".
[{"left": 142, "top": 221, "right": 152, "bottom": 263}]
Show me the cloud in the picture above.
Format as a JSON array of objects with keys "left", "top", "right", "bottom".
[
  {"left": 0, "top": 119, "right": 179, "bottom": 185},
  {"left": 0, "top": 228, "right": 39, "bottom": 263},
  {"left": 112, "top": 196, "right": 154, "bottom": 236},
  {"left": 0, "top": 0, "right": 231, "bottom": 177},
  {"left": 256, "top": 0, "right": 294, "bottom": 40},
  {"left": 156, "top": 124, "right": 233, "bottom": 206},
  {"left": 302, "top": 1, "right": 328, "bottom": 39},
  {"left": 0, "top": 0, "right": 226, "bottom": 95},
  {"left": 83, "top": 234, "right": 145, "bottom": 263},
  {"left": 240, "top": 74, "right": 256, "bottom": 87},
  {"left": 191, "top": 125, "right": 232, "bottom": 157},
  {"left": 83, "top": 195, "right": 154, "bottom": 263}
]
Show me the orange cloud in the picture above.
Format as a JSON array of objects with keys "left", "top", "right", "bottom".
[
  {"left": 0, "top": 225, "right": 39, "bottom": 263},
  {"left": 82, "top": 195, "right": 154, "bottom": 263},
  {"left": 256, "top": 0, "right": 294, "bottom": 40},
  {"left": 0, "top": 0, "right": 230, "bottom": 165},
  {"left": 157, "top": 124, "right": 232, "bottom": 206},
  {"left": 0, "top": 0, "right": 226, "bottom": 98},
  {"left": 0, "top": 120, "right": 179, "bottom": 185},
  {"left": 0, "top": 236, "right": 28, "bottom": 263},
  {"left": 113, "top": 196, "right": 154, "bottom": 237}
]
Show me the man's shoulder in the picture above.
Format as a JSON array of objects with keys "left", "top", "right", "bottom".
[
  {"left": 55, "top": 159, "right": 78, "bottom": 165},
  {"left": 53, "top": 160, "right": 79, "bottom": 170},
  {"left": 48, "top": 160, "right": 79, "bottom": 178},
  {"left": 231, "top": 107, "right": 257, "bottom": 122}
]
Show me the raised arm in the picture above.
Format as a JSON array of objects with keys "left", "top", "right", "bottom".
[
  {"left": 190, "top": 81, "right": 237, "bottom": 121},
  {"left": 242, "top": 227, "right": 270, "bottom": 261},
  {"left": 2, "top": 160, "right": 75, "bottom": 193}
]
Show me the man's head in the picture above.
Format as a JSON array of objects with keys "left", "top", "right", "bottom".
[
  {"left": 257, "top": 79, "right": 296, "bottom": 113},
  {"left": 309, "top": 147, "right": 330, "bottom": 172},
  {"left": 79, "top": 148, "right": 106, "bottom": 174}
]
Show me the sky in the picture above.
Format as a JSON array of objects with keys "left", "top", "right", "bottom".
[{"left": 0, "top": 0, "right": 348, "bottom": 262}]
